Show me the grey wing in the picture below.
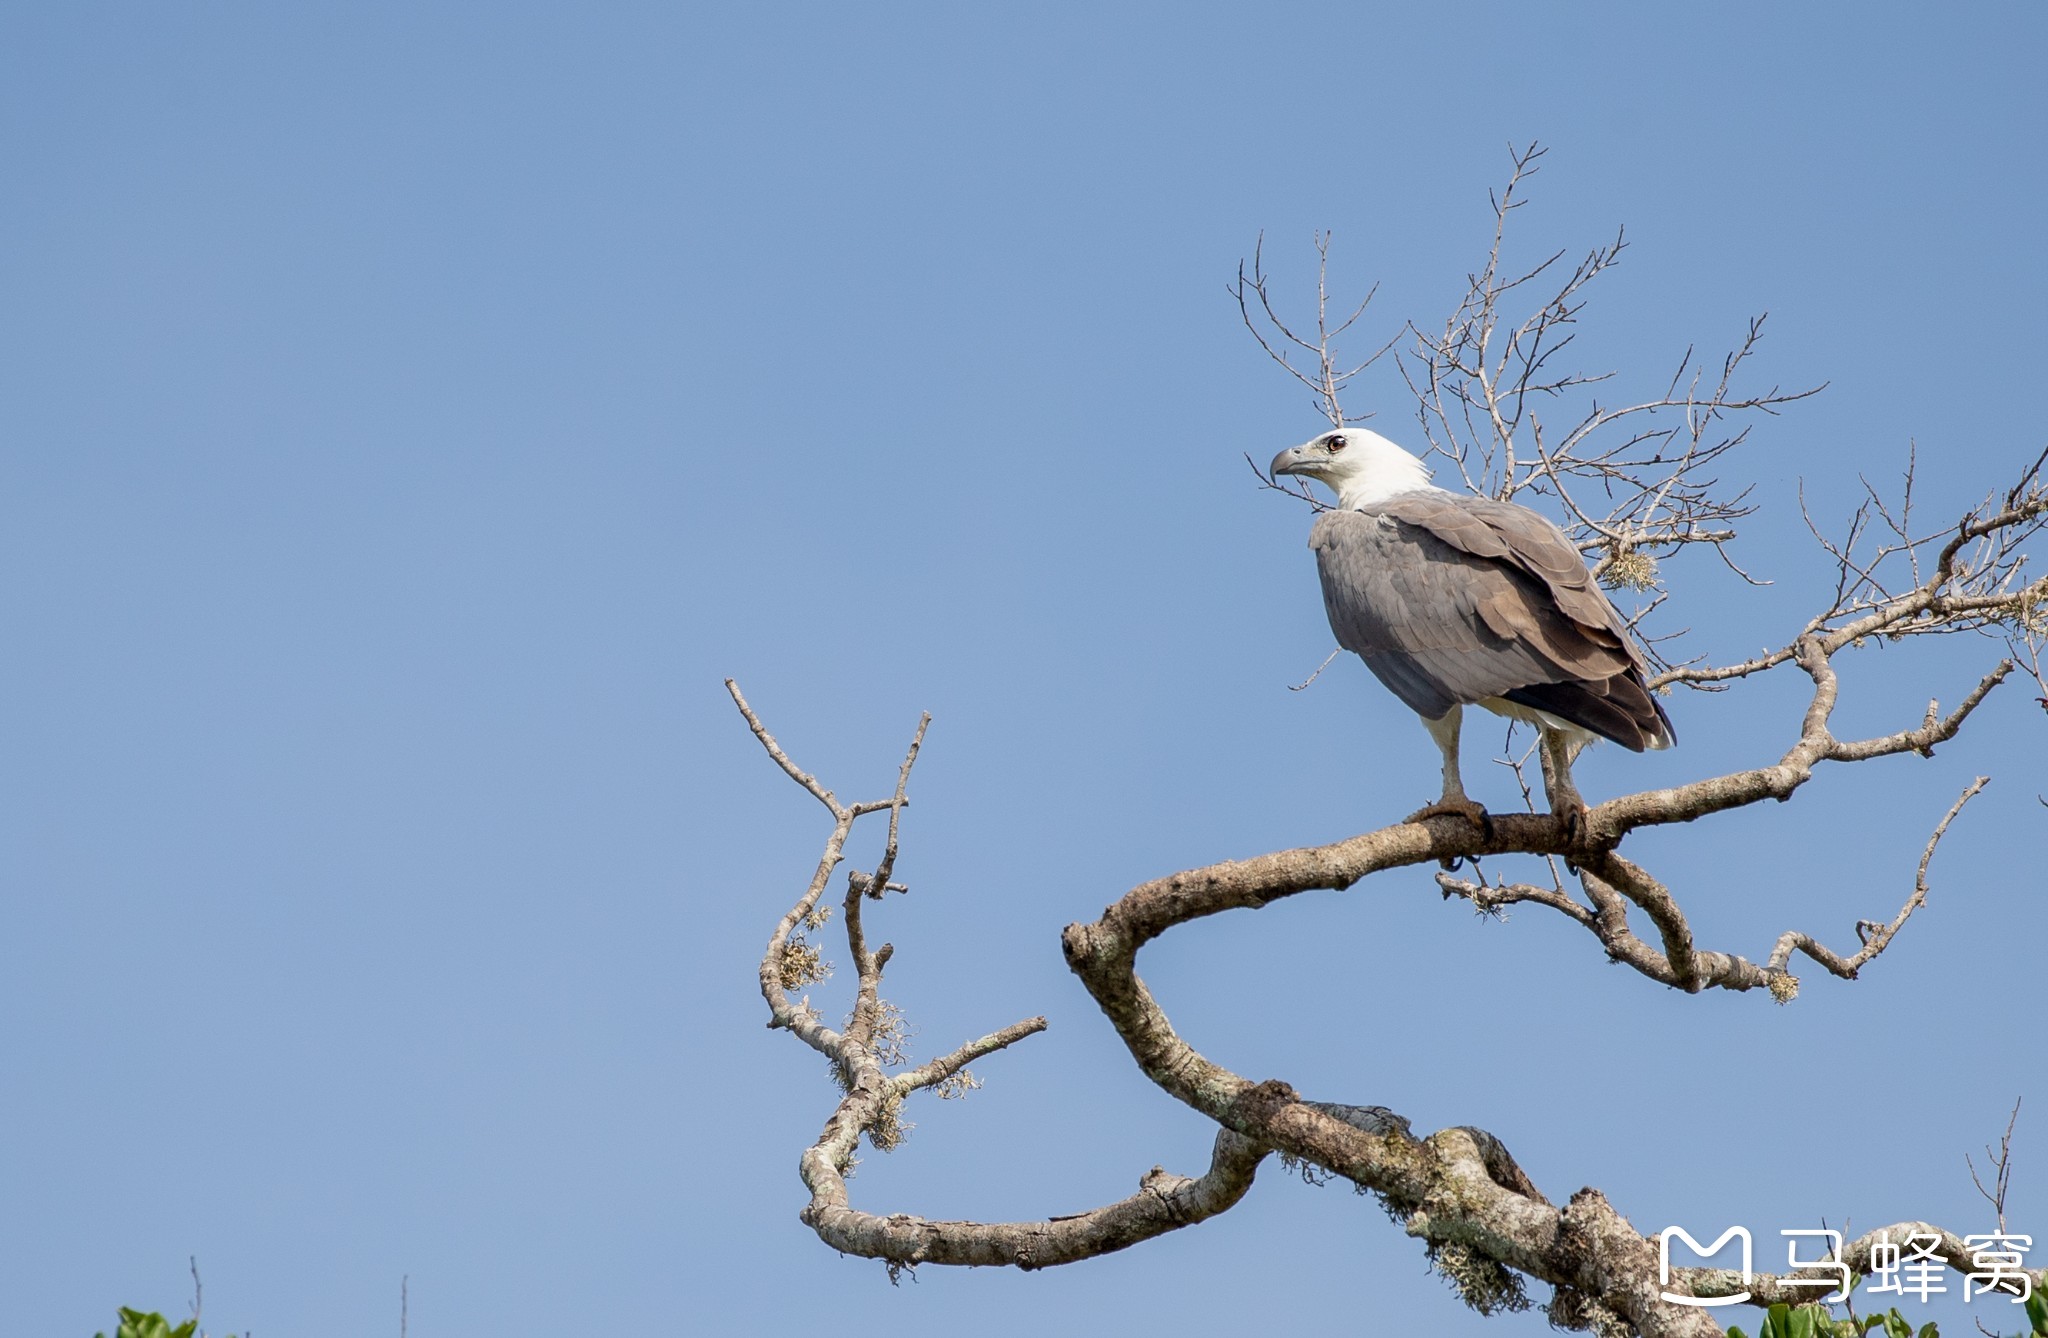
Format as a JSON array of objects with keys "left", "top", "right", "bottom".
[
  {"left": 1375, "top": 492, "right": 1644, "bottom": 666},
  {"left": 1308, "top": 509, "right": 1631, "bottom": 721}
]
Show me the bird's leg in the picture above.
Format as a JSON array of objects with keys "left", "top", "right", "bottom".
[
  {"left": 1536, "top": 726, "right": 1588, "bottom": 840},
  {"left": 1405, "top": 706, "right": 1489, "bottom": 830}
]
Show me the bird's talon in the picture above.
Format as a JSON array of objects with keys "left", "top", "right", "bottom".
[{"left": 1406, "top": 798, "right": 1491, "bottom": 832}]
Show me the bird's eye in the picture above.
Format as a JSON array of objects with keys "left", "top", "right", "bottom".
[{"left": 1327, "top": 434, "right": 1348, "bottom": 451}]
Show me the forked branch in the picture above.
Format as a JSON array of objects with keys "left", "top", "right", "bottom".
[
  {"left": 1234, "top": 230, "right": 1398, "bottom": 428},
  {"left": 729, "top": 679, "right": 1275, "bottom": 1273}
]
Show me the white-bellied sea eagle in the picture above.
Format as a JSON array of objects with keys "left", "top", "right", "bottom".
[{"left": 1271, "top": 427, "right": 1674, "bottom": 828}]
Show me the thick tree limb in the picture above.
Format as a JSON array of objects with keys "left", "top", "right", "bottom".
[{"left": 802, "top": 1129, "right": 1268, "bottom": 1272}]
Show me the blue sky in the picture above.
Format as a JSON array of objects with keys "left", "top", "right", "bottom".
[{"left": 4, "top": 6, "right": 2043, "bottom": 1336}]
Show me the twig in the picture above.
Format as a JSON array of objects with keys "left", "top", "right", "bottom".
[
  {"left": 1966, "top": 1098, "right": 2023, "bottom": 1234},
  {"left": 726, "top": 678, "right": 843, "bottom": 817},
  {"left": 1286, "top": 648, "right": 1342, "bottom": 692}
]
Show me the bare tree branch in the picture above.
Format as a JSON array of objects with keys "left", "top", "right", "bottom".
[
  {"left": 729, "top": 682, "right": 1302, "bottom": 1274},
  {"left": 1966, "top": 1099, "right": 2023, "bottom": 1236},
  {"left": 1234, "top": 231, "right": 1398, "bottom": 427},
  {"left": 735, "top": 144, "right": 2047, "bottom": 1335}
]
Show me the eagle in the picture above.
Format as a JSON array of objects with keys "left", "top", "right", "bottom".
[{"left": 1271, "top": 427, "right": 1674, "bottom": 828}]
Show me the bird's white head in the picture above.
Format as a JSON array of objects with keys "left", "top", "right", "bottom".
[{"left": 1270, "top": 427, "right": 1435, "bottom": 510}]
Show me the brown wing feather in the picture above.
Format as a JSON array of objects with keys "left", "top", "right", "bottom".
[
  {"left": 1309, "top": 510, "right": 1631, "bottom": 712},
  {"left": 1313, "top": 494, "right": 1675, "bottom": 750},
  {"left": 1376, "top": 492, "right": 1646, "bottom": 671}
]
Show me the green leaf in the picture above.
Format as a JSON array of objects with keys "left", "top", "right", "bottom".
[
  {"left": 99, "top": 1308, "right": 205, "bottom": 1338},
  {"left": 1884, "top": 1312, "right": 1914, "bottom": 1338},
  {"left": 1728, "top": 1328, "right": 1751, "bottom": 1338},
  {"left": 1788, "top": 1304, "right": 1817, "bottom": 1338},
  {"left": 115, "top": 1310, "right": 160, "bottom": 1338},
  {"left": 1915, "top": 1322, "right": 1939, "bottom": 1338}
]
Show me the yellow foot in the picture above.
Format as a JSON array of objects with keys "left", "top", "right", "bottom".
[{"left": 1405, "top": 797, "right": 1491, "bottom": 832}]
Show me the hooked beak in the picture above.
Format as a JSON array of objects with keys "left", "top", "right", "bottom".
[{"left": 1270, "top": 443, "right": 1319, "bottom": 478}]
